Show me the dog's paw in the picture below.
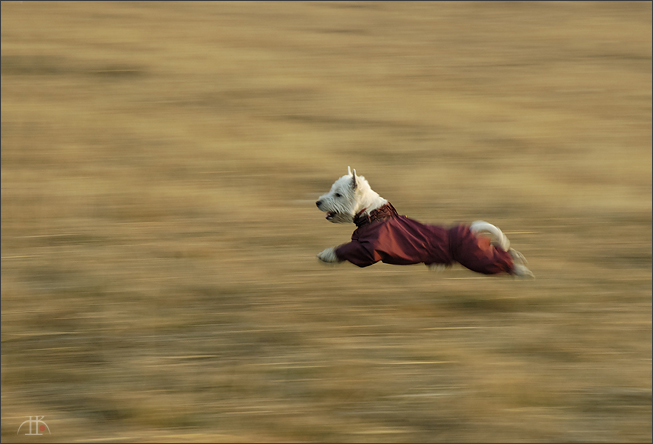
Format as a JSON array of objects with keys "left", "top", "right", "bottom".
[
  {"left": 317, "top": 247, "right": 341, "bottom": 264},
  {"left": 512, "top": 263, "right": 535, "bottom": 279},
  {"left": 510, "top": 248, "right": 534, "bottom": 279}
]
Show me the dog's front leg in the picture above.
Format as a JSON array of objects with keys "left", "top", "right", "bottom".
[{"left": 317, "top": 247, "right": 343, "bottom": 264}]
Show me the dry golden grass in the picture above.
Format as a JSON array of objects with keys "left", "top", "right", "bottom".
[{"left": 2, "top": 1, "right": 651, "bottom": 442}]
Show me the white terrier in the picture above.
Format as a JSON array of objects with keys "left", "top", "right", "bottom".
[{"left": 316, "top": 167, "right": 534, "bottom": 278}]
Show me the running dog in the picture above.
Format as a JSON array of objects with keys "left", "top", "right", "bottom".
[{"left": 316, "top": 167, "right": 534, "bottom": 278}]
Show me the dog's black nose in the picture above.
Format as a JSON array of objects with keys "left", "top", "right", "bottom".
[{"left": 316, "top": 201, "right": 322, "bottom": 208}]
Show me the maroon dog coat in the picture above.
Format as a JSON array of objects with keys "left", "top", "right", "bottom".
[{"left": 334, "top": 203, "right": 514, "bottom": 275}]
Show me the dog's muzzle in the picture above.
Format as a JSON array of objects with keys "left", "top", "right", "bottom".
[{"left": 316, "top": 200, "right": 337, "bottom": 221}]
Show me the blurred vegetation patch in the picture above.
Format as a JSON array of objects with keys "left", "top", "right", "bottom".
[
  {"left": 87, "top": 65, "right": 145, "bottom": 78},
  {"left": 577, "top": 387, "right": 653, "bottom": 413},
  {"left": 1, "top": 55, "right": 70, "bottom": 75},
  {"left": 1, "top": 55, "right": 146, "bottom": 79},
  {"left": 442, "top": 295, "right": 540, "bottom": 313}
]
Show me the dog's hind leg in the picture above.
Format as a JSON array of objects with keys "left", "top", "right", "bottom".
[{"left": 428, "top": 263, "right": 448, "bottom": 272}]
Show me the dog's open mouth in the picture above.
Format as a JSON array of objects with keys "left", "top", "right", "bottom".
[{"left": 326, "top": 212, "right": 337, "bottom": 220}]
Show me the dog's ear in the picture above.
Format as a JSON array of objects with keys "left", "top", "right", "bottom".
[
  {"left": 347, "top": 166, "right": 352, "bottom": 176},
  {"left": 351, "top": 168, "right": 358, "bottom": 190}
]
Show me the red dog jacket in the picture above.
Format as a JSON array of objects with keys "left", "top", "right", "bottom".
[{"left": 334, "top": 203, "right": 514, "bottom": 275}]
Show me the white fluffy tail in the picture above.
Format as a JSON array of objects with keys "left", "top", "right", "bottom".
[
  {"left": 470, "top": 220, "right": 510, "bottom": 251},
  {"left": 470, "top": 220, "right": 534, "bottom": 278}
]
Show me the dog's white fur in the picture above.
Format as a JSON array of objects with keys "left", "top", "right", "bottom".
[
  {"left": 316, "top": 167, "right": 387, "bottom": 224},
  {"left": 315, "top": 167, "right": 385, "bottom": 263},
  {"left": 316, "top": 167, "right": 534, "bottom": 278}
]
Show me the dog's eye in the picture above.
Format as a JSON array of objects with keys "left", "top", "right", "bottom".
[{"left": 334, "top": 193, "right": 342, "bottom": 198}]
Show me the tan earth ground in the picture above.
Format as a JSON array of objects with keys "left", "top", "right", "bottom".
[{"left": 2, "top": 2, "right": 651, "bottom": 442}]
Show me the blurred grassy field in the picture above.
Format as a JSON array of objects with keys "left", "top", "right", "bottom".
[{"left": 1, "top": 1, "right": 651, "bottom": 442}]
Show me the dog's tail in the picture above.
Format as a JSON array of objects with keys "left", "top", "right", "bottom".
[
  {"left": 470, "top": 220, "right": 534, "bottom": 278},
  {"left": 470, "top": 220, "right": 510, "bottom": 251}
]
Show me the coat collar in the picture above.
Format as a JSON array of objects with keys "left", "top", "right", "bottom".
[{"left": 353, "top": 202, "right": 399, "bottom": 227}]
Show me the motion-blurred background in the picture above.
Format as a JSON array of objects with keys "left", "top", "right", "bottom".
[{"left": 2, "top": 2, "right": 651, "bottom": 442}]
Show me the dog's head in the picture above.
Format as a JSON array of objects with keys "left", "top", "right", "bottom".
[{"left": 316, "top": 166, "right": 368, "bottom": 223}]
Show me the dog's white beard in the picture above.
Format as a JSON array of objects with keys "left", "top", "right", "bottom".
[{"left": 326, "top": 211, "right": 354, "bottom": 224}]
